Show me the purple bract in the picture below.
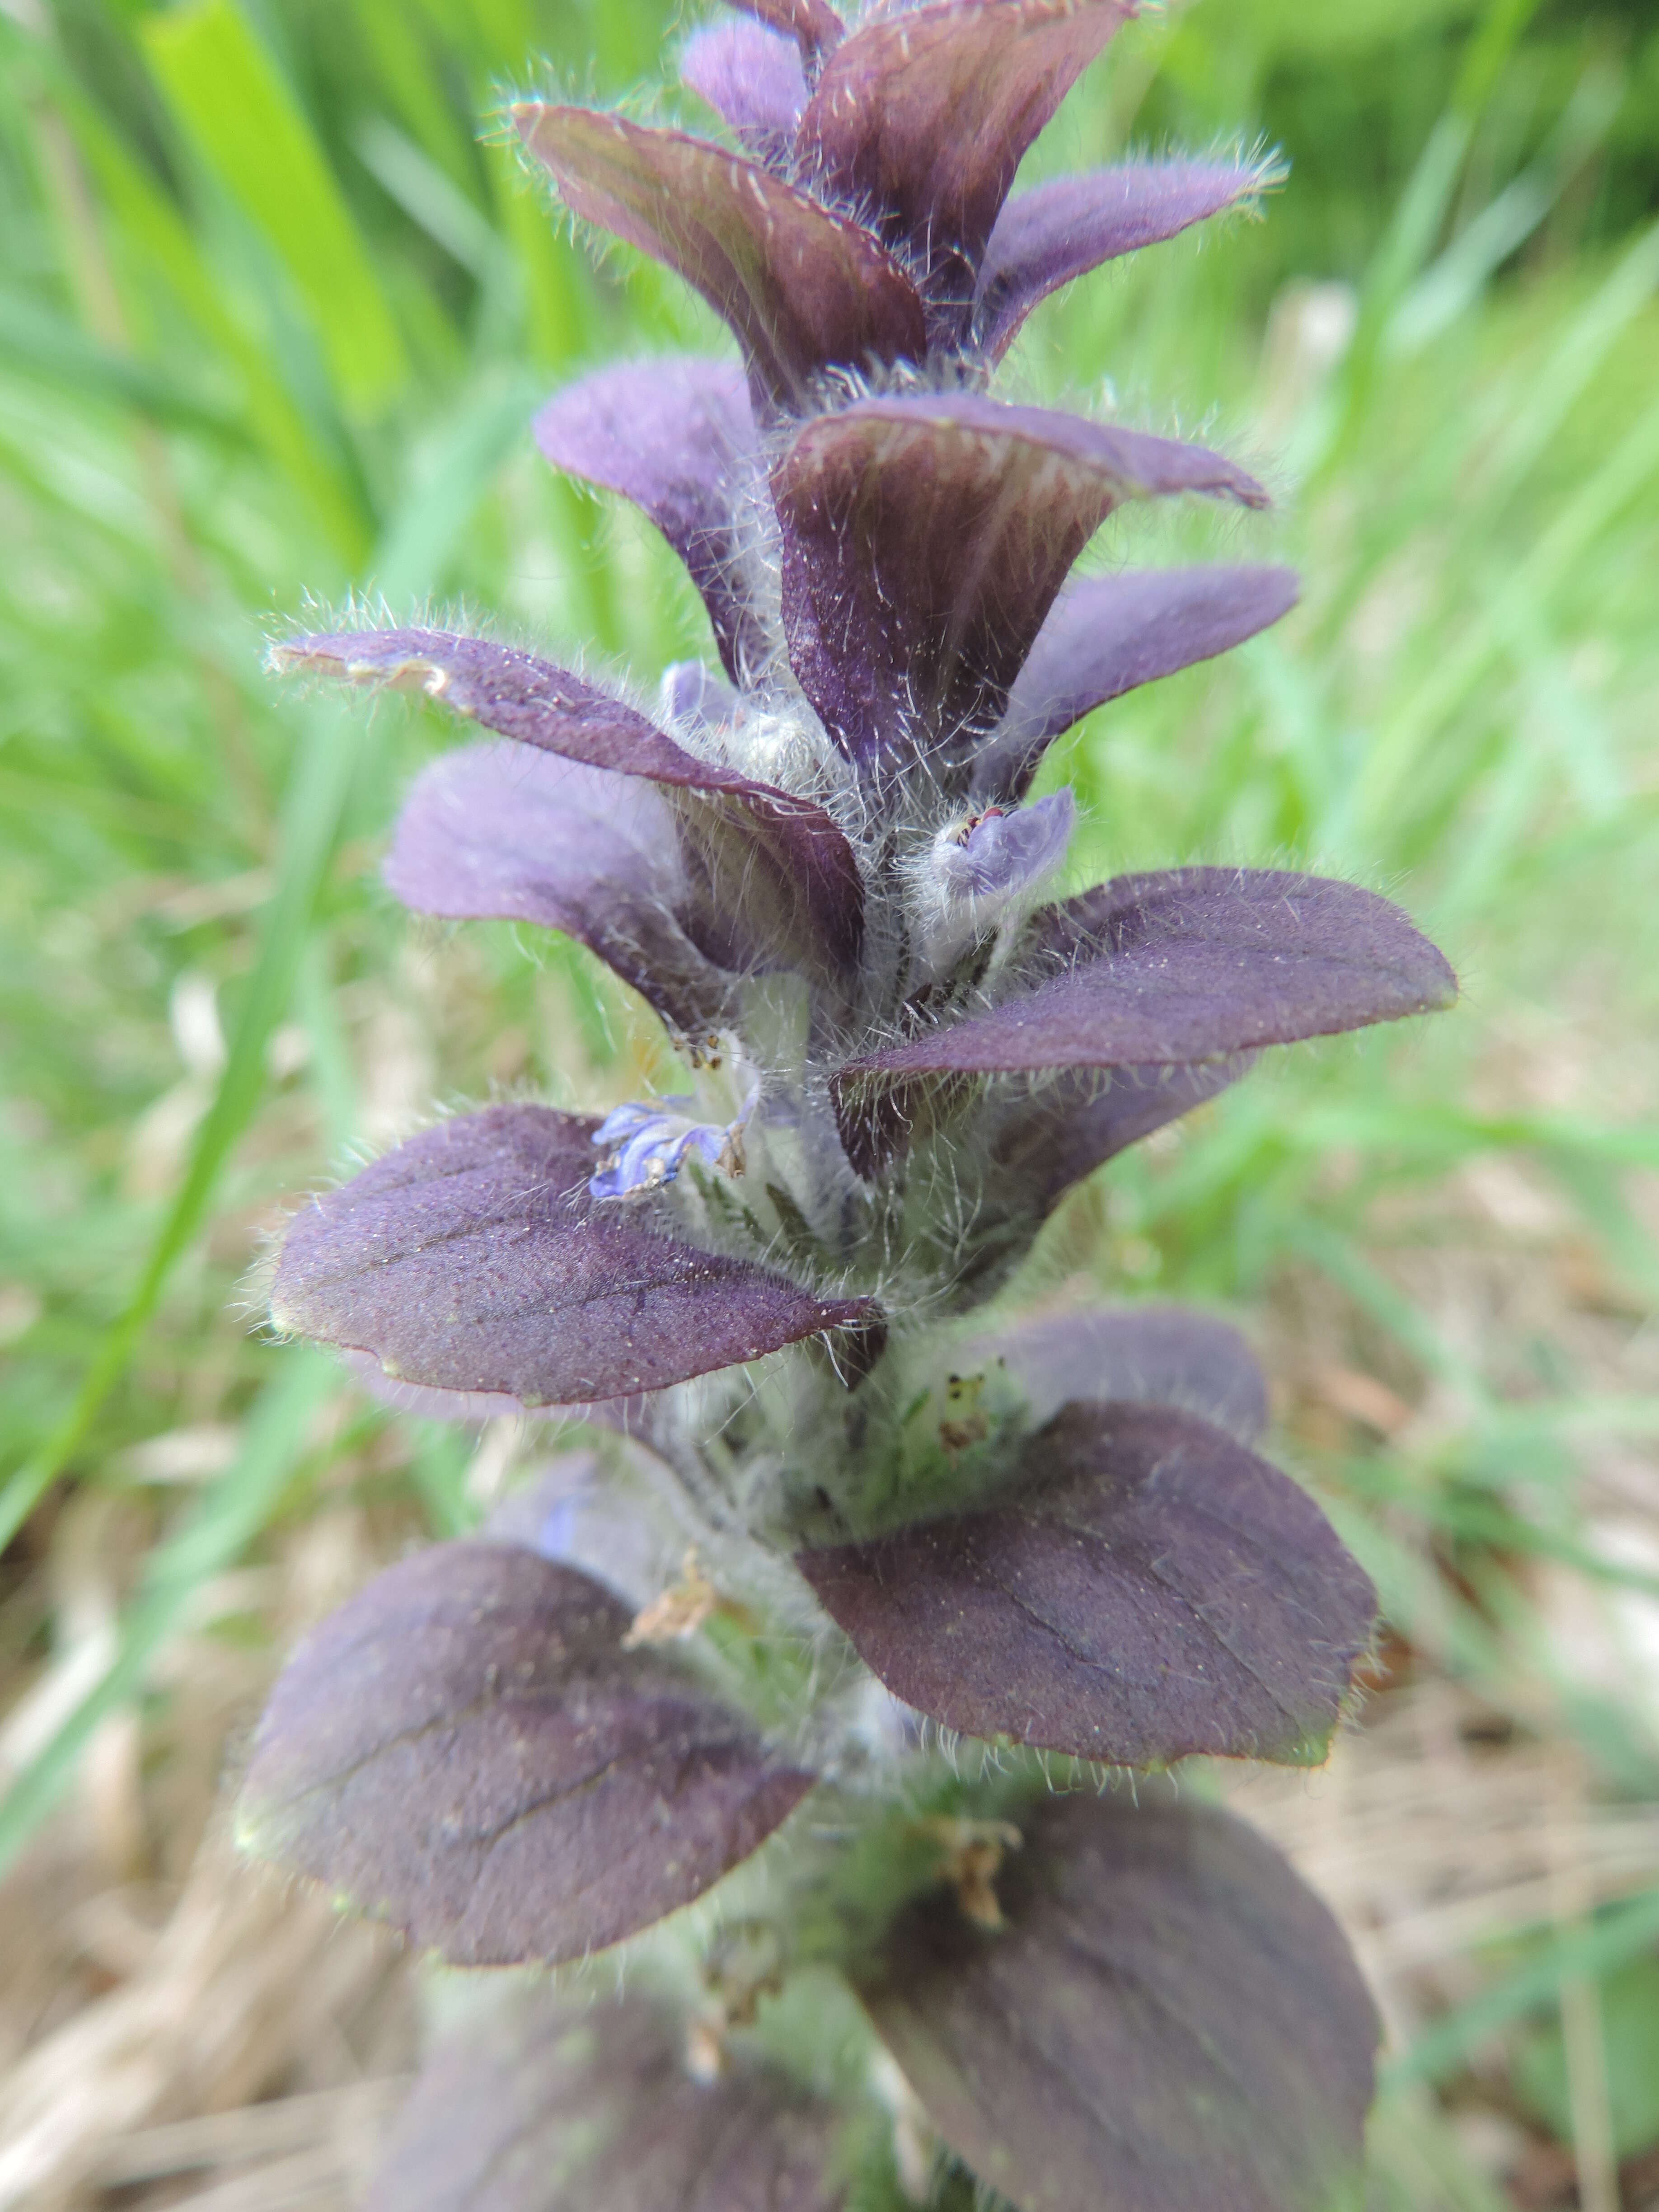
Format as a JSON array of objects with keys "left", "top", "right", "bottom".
[{"left": 251, "top": 8, "right": 1452, "bottom": 2207}]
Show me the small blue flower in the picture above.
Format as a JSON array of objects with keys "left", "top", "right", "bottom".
[
  {"left": 933, "top": 790, "right": 1075, "bottom": 904},
  {"left": 588, "top": 1094, "right": 746, "bottom": 1200},
  {"left": 910, "top": 789, "right": 1075, "bottom": 986}
]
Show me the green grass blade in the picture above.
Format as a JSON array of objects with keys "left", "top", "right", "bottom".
[
  {"left": 371, "top": 367, "right": 544, "bottom": 604},
  {"left": 0, "top": 694, "right": 362, "bottom": 1555},
  {"left": 141, "top": 0, "right": 408, "bottom": 419},
  {"left": 0, "top": 283, "right": 241, "bottom": 435},
  {"left": 1388, "top": 1889, "right": 1659, "bottom": 2088},
  {"left": 1330, "top": 390, "right": 1659, "bottom": 856},
  {"left": 0, "top": 356, "right": 551, "bottom": 1552},
  {"left": 0, "top": 1349, "right": 337, "bottom": 1879}
]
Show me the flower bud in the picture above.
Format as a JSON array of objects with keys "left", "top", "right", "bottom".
[{"left": 909, "top": 787, "right": 1075, "bottom": 987}]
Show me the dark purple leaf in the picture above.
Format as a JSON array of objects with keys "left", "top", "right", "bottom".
[
  {"left": 384, "top": 742, "right": 733, "bottom": 1041},
  {"left": 973, "top": 565, "right": 1300, "bottom": 802},
  {"left": 797, "top": 0, "right": 1134, "bottom": 318},
  {"left": 772, "top": 395, "right": 1266, "bottom": 767},
  {"left": 272, "top": 1105, "right": 877, "bottom": 1406},
  {"left": 862, "top": 1787, "right": 1377, "bottom": 2212},
  {"left": 799, "top": 1400, "right": 1376, "bottom": 1766},
  {"left": 272, "top": 628, "right": 864, "bottom": 986},
  {"left": 975, "top": 158, "right": 1272, "bottom": 359},
  {"left": 833, "top": 868, "right": 1457, "bottom": 1148},
  {"left": 239, "top": 1544, "right": 814, "bottom": 1967},
  {"left": 834, "top": 1055, "right": 1250, "bottom": 1193},
  {"left": 513, "top": 106, "right": 924, "bottom": 409},
  {"left": 275, "top": 624, "right": 720, "bottom": 783},
  {"left": 984, "top": 1057, "right": 1253, "bottom": 1212},
  {"left": 959, "top": 1300, "right": 1268, "bottom": 1440},
  {"left": 725, "top": 0, "right": 844, "bottom": 67},
  {"left": 366, "top": 1990, "right": 845, "bottom": 2212},
  {"left": 534, "top": 357, "right": 761, "bottom": 679},
  {"left": 682, "top": 19, "right": 807, "bottom": 162}
]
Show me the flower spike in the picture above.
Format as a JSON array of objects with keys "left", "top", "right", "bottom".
[{"left": 258, "top": 14, "right": 1453, "bottom": 2204}]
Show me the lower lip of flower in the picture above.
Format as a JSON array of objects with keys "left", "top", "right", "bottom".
[{"left": 588, "top": 1098, "right": 744, "bottom": 1200}]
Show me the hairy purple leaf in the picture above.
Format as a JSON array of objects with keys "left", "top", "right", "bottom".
[
  {"left": 961, "top": 1300, "right": 1269, "bottom": 1440},
  {"left": 274, "top": 624, "right": 694, "bottom": 777},
  {"left": 974, "top": 565, "right": 1300, "bottom": 802},
  {"left": 832, "top": 1054, "right": 1249, "bottom": 1190},
  {"left": 725, "top": 0, "right": 844, "bottom": 66},
  {"left": 834, "top": 868, "right": 1457, "bottom": 1156},
  {"left": 983, "top": 1056, "right": 1254, "bottom": 1214},
  {"left": 799, "top": 1400, "right": 1375, "bottom": 1765},
  {"left": 385, "top": 742, "right": 732, "bottom": 1041},
  {"left": 773, "top": 395, "right": 1266, "bottom": 766},
  {"left": 366, "top": 1990, "right": 844, "bottom": 2212},
  {"left": 975, "top": 158, "right": 1271, "bottom": 358},
  {"left": 682, "top": 20, "right": 806, "bottom": 167},
  {"left": 239, "top": 1544, "right": 813, "bottom": 1966},
  {"left": 534, "top": 357, "right": 761, "bottom": 679},
  {"left": 513, "top": 106, "right": 925, "bottom": 408},
  {"left": 862, "top": 1787, "right": 1377, "bottom": 2212},
  {"left": 272, "top": 1105, "right": 876, "bottom": 1405},
  {"left": 797, "top": 0, "right": 1134, "bottom": 320},
  {"left": 272, "top": 627, "right": 864, "bottom": 985}
]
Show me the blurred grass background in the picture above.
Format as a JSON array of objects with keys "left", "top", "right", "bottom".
[{"left": 0, "top": 0, "right": 1656, "bottom": 2203}]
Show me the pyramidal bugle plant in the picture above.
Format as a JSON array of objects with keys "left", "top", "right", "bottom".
[{"left": 241, "top": 4, "right": 1458, "bottom": 2204}]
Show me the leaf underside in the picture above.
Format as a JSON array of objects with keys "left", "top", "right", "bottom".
[
  {"left": 983, "top": 1056, "right": 1256, "bottom": 1216},
  {"left": 239, "top": 1543, "right": 814, "bottom": 1967},
  {"left": 681, "top": 18, "right": 807, "bottom": 159},
  {"left": 275, "top": 627, "right": 865, "bottom": 982},
  {"left": 533, "top": 356, "right": 763, "bottom": 678},
  {"left": 773, "top": 395, "right": 1266, "bottom": 766},
  {"left": 956, "top": 1300, "right": 1270, "bottom": 1441},
  {"left": 974, "top": 158, "right": 1268, "bottom": 359},
  {"left": 384, "top": 741, "right": 733, "bottom": 1040},
  {"left": 975, "top": 565, "right": 1299, "bottom": 802},
  {"left": 514, "top": 104, "right": 925, "bottom": 408}
]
